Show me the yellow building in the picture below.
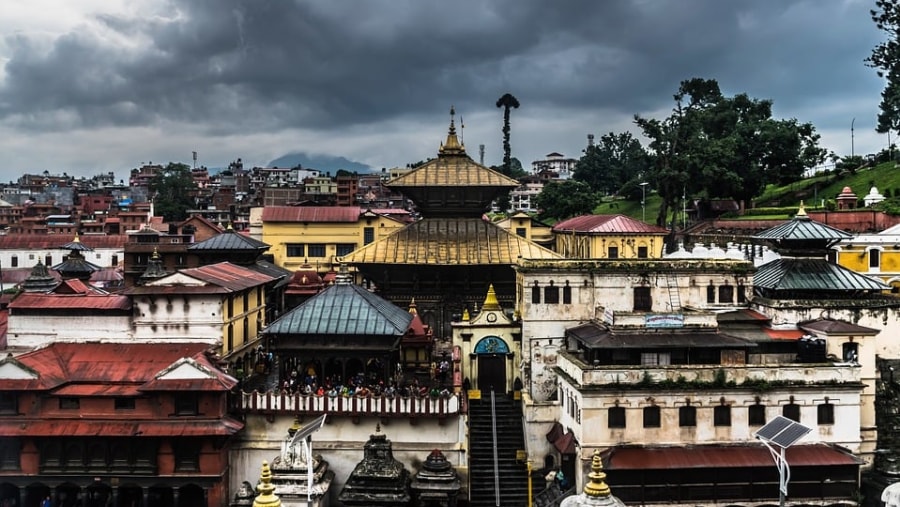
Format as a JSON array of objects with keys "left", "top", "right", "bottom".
[
  {"left": 552, "top": 214, "right": 668, "bottom": 259},
  {"left": 493, "top": 211, "right": 554, "bottom": 249},
  {"left": 259, "top": 206, "right": 409, "bottom": 272},
  {"left": 833, "top": 222, "right": 900, "bottom": 291}
]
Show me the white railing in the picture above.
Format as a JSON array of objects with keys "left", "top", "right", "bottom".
[{"left": 238, "top": 391, "right": 461, "bottom": 417}]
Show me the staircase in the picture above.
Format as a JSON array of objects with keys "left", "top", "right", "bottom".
[
  {"left": 468, "top": 392, "right": 530, "bottom": 507},
  {"left": 666, "top": 273, "right": 682, "bottom": 311}
]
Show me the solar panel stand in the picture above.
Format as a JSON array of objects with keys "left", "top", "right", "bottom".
[{"left": 754, "top": 415, "right": 812, "bottom": 507}]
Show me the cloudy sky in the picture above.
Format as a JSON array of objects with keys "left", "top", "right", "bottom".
[{"left": 0, "top": 0, "right": 889, "bottom": 180}]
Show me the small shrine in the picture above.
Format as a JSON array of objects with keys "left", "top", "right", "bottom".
[
  {"left": 338, "top": 425, "right": 411, "bottom": 506},
  {"left": 865, "top": 186, "right": 886, "bottom": 207},
  {"left": 230, "top": 481, "right": 256, "bottom": 507},
  {"left": 284, "top": 262, "right": 325, "bottom": 309},
  {"left": 836, "top": 185, "right": 858, "bottom": 210},
  {"left": 560, "top": 450, "right": 624, "bottom": 507},
  {"left": 20, "top": 260, "right": 59, "bottom": 292},
  {"left": 253, "top": 461, "right": 282, "bottom": 507},
  {"left": 410, "top": 449, "right": 461, "bottom": 507},
  {"left": 139, "top": 248, "right": 168, "bottom": 285},
  {"left": 269, "top": 416, "right": 333, "bottom": 507},
  {"left": 52, "top": 234, "right": 101, "bottom": 281}
]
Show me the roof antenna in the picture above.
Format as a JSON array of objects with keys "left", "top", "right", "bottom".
[{"left": 460, "top": 114, "right": 464, "bottom": 145}]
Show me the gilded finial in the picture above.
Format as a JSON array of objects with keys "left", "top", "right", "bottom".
[
  {"left": 482, "top": 284, "right": 501, "bottom": 311},
  {"left": 151, "top": 247, "right": 160, "bottom": 260},
  {"left": 73, "top": 233, "right": 80, "bottom": 243},
  {"left": 462, "top": 308, "right": 470, "bottom": 321},
  {"left": 439, "top": 106, "right": 465, "bottom": 156},
  {"left": 287, "top": 416, "right": 301, "bottom": 437},
  {"left": 252, "top": 461, "right": 282, "bottom": 507},
  {"left": 408, "top": 298, "right": 418, "bottom": 315},
  {"left": 583, "top": 450, "right": 611, "bottom": 497},
  {"left": 796, "top": 201, "right": 807, "bottom": 217}
]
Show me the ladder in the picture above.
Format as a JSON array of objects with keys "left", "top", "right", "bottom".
[{"left": 666, "top": 273, "right": 682, "bottom": 312}]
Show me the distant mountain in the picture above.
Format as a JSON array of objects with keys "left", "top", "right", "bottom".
[{"left": 267, "top": 152, "right": 373, "bottom": 173}]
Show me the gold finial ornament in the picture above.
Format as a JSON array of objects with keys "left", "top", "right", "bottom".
[
  {"left": 409, "top": 298, "right": 418, "bottom": 315},
  {"left": 439, "top": 106, "right": 465, "bottom": 156},
  {"left": 462, "top": 308, "right": 470, "bottom": 321},
  {"left": 482, "top": 284, "right": 501, "bottom": 311},
  {"left": 583, "top": 450, "right": 611, "bottom": 497},
  {"left": 252, "top": 460, "right": 282, "bottom": 507}
]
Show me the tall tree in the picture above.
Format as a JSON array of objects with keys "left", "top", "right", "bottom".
[
  {"left": 573, "top": 132, "right": 651, "bottom": 195},
  {"left": 868, "top": 0, "right": 900, "bottom": 134},
  {"left": 635, "top": 78, "right": 825, "bottom": 227},
  {"left": 533, "top": 180, "right": 598, "bottom": 221},
  {"left": 496, "top": 93, "right": 520, "bottom": 176},
  {"left": 149, "top": 162, "right": 196, "bottom": 222}
]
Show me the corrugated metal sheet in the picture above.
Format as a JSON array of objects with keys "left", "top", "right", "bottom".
[
  {"left": 261, "top": 206, "right": 362, "bottom": 223},
  {"left": 754, "top": 215, "right": 852, "bottom": 242},
  {"left": 188, "top": 229, "right": 270, "bottom": 251},
  {"left": 800, "top": 319, "right": 879, "bottom": 335},
  {"left": 265, "top": 281, "right": 413, "bottom": 338},
  {"left": 754, "top": 258, "right": 889, "bottom": 291},
  {"left": 180, "top": 262, "right": 275, "bottom": 291},
  {"left": 340, "top": 218, "right": 562, "bottom": 265},
  {"left": 553, "top": 214, "right": 669, "bottom": 234},
  {"left": 607, "top": 444, "right": 860, "bottom": 470},
  {"left": 9, "top": 293, "right": 131, "bottom": 311},
  {"left": 0, "top": 235, "right": 128, "bottom": 249}
]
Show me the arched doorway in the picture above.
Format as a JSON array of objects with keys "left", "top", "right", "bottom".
[
  {"left": 117, "top": 484, "right": 143, "bottom": 507},
  {"left": 55, "top": 483, "right": 80, "bottom": 507},
  {"left": 177, "top": 484, "right": 204, "bottom": 507},
  {"left": 345, "top": 358, "right": 364, "bottom": 384},
  {"left": 474, "top": 336, "right": 510, "bottom": 393},
  {"left": 83, "top": 482, "right": 111, "bottom": 507},
  {"left": 24, "top": 483, "right": 50, "bottom": 507},
  {"left": 0, "top": 483, "right": 18, "bottom": 507},
  {"left": 148, "top": 486, "right": 173, "bottom": 507},
  {"left": 324, "top": 358, "right": 343, "bottom": 383}
]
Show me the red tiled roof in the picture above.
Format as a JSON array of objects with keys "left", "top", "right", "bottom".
[
  {"left": 261, "top": 206, "right": 362, "bottom": 223},
  {"left": 0, "top": 418, "right": 243, "bottom": 437},
  {"left": 9, "top": 293, "right": 131, "bottom": 311},
  {"left": 0, "top": 235, "right": 128, "bottom": 249},
  {"left": 607, "top": 444, "right": 860, "bottom": 470},
  {"left": 180, "top": 262, "right": 275, "bottom": 291},
  {"left": 552, "top": 214, "right": 669, "bottom": 234}
]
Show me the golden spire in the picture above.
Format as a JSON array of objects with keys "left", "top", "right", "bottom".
[
  {"left": 73, "top": 233, "right": 81, "bottom": 243},
  {"left": 482, "top": 284, "right": 501, "bottom": 311},
  {"left": 252, "top": 461, "right": 282, "bottom": 507},
  {"left": 583, "top": 450, "right": 611, "bottom": 497},
  {"left": 151, "top": 247, "right": 160, "bottom": 260},
  {"left": 438, "top": 106, "right": 465, "bottom": 156},
  {"left": 796, "top": 200, "right": 807, "bottom": 217},
  {"left": 462, "top": 308, "right": 470, "bottom": 321},
  {"left": 408, "top": 298, "right": 418, "bottom": 315}
]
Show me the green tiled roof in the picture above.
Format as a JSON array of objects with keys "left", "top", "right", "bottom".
[
  {"left": 753, "top": 214, "right": 852, "bottom": 242},
  {"left": 264, "top": 280, "right": 413, "bottom": 338},
  {"left": 754, "top": 258, "right": 888, "bottom": 292}
]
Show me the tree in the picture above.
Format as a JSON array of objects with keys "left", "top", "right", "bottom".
[
  {"left": 496, "top": 93, "right": 520, "bottom": 176},
  {"left": 149, "top": 162, "right": 196, "bottom": 222},
  {"left": 868, "top": 0, "right": 900, "bottom": 134},
  {"left": 533, "top": 180, "right": 598, "bottom": 221},
  {"left": 635, "top": 78, "right": 825, "bottom": 227},
  {"left": 573, "top": 132, "right": 651, "bottom": 195}
]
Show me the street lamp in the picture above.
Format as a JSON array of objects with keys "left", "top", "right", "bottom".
[
  {"left": 851, "top": 117, "right": 856, "bottom": 159},
  {"left": 640, "top": 182, "right": 649, "bottom": 222}
]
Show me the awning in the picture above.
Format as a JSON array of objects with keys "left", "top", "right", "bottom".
[
  {"left": 545, "top": 421, "right": 577, "bottom": 454},
  {"left": 764, "top": 328, "right": 805, "bottom": 340},
  {"left": 607, "top": 444, "right": 861, "bottom": 470}
]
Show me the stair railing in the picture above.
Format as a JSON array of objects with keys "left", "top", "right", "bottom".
[{"left": 492, "top": 389, "right": 500, "bottom": 506}]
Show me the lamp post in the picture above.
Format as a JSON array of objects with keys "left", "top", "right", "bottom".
[
  {"left": 851, "top": 117, "right": 855, "bottom": 159},
  {"left": 640, "top": 182, "right": 649, "bottom": 222}
]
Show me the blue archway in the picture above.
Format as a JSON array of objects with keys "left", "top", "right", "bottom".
[{"left": 473, "top": 336, "right": 509, "bottom": 355}]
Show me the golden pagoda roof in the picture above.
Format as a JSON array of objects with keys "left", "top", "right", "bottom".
[
  {"left": 340, "top": 217, "right": 563, "bottom": 265},
  {"left": 387, "top": 108, "right": 519, "bottom": 189}
]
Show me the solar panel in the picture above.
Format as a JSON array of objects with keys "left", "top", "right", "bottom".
[
  {"left": 289, "top": 414, "right": 327, "bottom": 448},
  {"left": 755, "top": 415, "right": 812, "bottom": 448}
]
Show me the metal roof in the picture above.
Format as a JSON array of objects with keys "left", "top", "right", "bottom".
[
  {"left": 187, "top": 229, "right": 270, "bottom": 251},
  {"left": 754, "top": 258, "right": 889, "bottom": 291},
  {"left": 387, "top": 155, "right": 519, "bottom": 188},
  {"left": 179, "top": 262, "right": 275, "bottom": 291},
  {"left": 264, "top": 280, "right": 413, "bottom": 337},
  {"left": 607, "top": 444, "right": 860, "bottom": 470},
  {"left": 566, "top": 322, "right": 755, "bottom": 349},
  {"left": 9, "top": 292, "right": 131, "bottom": 311},
  {"left": 800, "top": 319, "right": 879, "bottom": 335},
  {"left": 552, "top": 214, "right": 669, "bottom": 234},
  {"left": 753, "top": 214, "right": 852, "bottom": 242},
  {"left": 340, "top": 217, "right": 563, "bottom": 265},
  {"left": 0, "top": 418, "right": 243, "bottom": 437},
  {"left": 261, "top": 206, "right": 362, "bottom": 223}
]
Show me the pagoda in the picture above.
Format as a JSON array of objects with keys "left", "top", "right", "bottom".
[
  {"left": 410, "top": 449, "right": 461, "bottom": 507},
  {"left": 51, "top": 234, "right": 101, "bottom": 281},
  {"left": 338, "top": 425, "right": 411, "bottom": 506}
]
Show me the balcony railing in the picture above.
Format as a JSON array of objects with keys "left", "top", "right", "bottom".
[{"left": 237, "top": 390, "right": 462, "bottom": 418}]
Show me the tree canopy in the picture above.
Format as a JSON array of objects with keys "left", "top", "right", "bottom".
[
  {"left": 149, "top": 162, "right": 196, "bottom": 222},
  {"left": 533, "top": 180, "right": 598, "bottom": 221},
  {"left": 868, "top": 0, "right": 900, "bottom": 134},
  {"left": 572, "top": 132, "right": 651, "bottom": 196},
  {"left": 634, "top": 78, "right": 825, "bottom": 227}
]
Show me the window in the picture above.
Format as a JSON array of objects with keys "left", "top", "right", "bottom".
[
  {"left": 870, "top": 249, "right": 881, "bottom": 269},
  {"left": 307, "top": 244, "right": 326, "bottom": 257},
  {"left": 45, "top": 255, "right": 52, "bottom": 266},
  {"left": 363, "top": 227, "right": 375, "bottom": 245},
  {"left": 637, "top": 246, "right": 648, "bottom": 259},
  {"left": 336, "top": 243, "right": 356, "bottom": 256},
  {"left": 531, "top": 283, "right": 541, "bottom": 304},
  {"left": 9, "top": 256, "right": 16, "bottom": 268},
  {"left": 608, "top": 406, "right": 626, "bottom": 428},
  {"left": 707, "top": 283, "right": 716, "bottom": 303},
  {"left": 714, "top": 405, "right": 732, "bottom": 426},
  {"left": 111, "top": 254, "right": 119, "bottom": 266},
  {"left": 0, "top": 438, "right": 20, "bottom": 470},
  {"left": 749, "top": 403, "right": 766, "bottom": 426},
  {"left": 718, "top": 285, "right": 734, "bottom": 303},
  {"left": 641, "top": 352, "right": 671, "bottom": 366},
  {"left": 59, "top": 398, "right": 80, "bottom": 410},
  {"left": 817, "top": 402, "right": 835, "bottom": 425},
  {"left": 0, "top": 392, "right": 17, "bottom": 414},
  {"left": 173, "top": 440, "right": 200, "bottom": 472},
  {"left": 114, "top": 398, "right": 135, "bottom": 410},
  {"left": 286, "top": 243, "right": 305, "bottom": 257},
  {"left": 633, "top": 287, "right": 651, "bottom": 311},
  {"left": 643, "top": 406, "right": 661, "bottom": 428},
  {"left": 783, "top": 402, "right": 801, "bottom": 422},
  {"left": 679, "top": 405, "right": 697, "bottom": 427},
  {"left": 544, "top": 284, "right": 559, "bottom": 304},
  {"left": 563, "top": 283, "right": 572, "bottom": 304},
  {"left": 842, "top": 342, "right": 859, "bottom": 363},
  {"left": 737, "top": 284, "right": 746, "bottom": 303},
  {"left": 608, "top": 246, "right": 619, "bottom": 259},
  {"left": 516, "top": 227, "right": 527, "bottom": 238},
  {"left": 175, "top": 394, "right": 198, "bottom": 415}
]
